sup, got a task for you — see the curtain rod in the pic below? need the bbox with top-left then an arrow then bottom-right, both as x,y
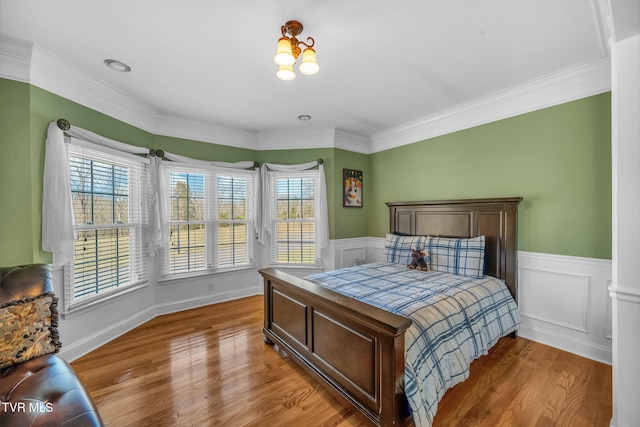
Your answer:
57,118 -> 71,130
147,150 -> 260,170
58,118 -> 309,169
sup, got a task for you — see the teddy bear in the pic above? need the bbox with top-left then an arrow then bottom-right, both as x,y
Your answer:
407,248 -> 429,271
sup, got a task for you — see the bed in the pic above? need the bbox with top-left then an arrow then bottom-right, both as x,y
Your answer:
259,197 -> 522,426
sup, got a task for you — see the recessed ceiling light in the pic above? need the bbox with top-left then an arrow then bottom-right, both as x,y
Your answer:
104,59 -> 131,72
298,114 -> 312,121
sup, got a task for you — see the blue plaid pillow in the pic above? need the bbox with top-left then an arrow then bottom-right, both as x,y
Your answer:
383,234 -> 428,266
425,235 -> 486,278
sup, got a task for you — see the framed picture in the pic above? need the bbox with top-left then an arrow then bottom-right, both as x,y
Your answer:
343,169 -> 363,207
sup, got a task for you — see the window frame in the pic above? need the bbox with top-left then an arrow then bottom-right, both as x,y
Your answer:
165,165 -> 210,275
64,139 -> 149,312
162,163 -> 257,278
213,170 -> 256,270
270,169 -> 321,267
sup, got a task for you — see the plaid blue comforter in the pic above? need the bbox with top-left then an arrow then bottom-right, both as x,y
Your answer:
305,262 -> 520,427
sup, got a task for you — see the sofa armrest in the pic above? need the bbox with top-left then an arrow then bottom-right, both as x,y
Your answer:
0,264 -> 52,303
0,354 -> 104,427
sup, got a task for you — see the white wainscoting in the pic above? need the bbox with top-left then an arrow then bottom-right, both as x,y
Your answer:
325,237 -> 374,270
366,238 -> 613,364
517,251 -> 612,364
53,238 -> 612,365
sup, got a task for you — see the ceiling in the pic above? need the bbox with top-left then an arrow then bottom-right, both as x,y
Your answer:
0,0 -> 610,148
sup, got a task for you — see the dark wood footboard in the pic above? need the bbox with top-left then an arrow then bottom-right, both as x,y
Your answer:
260,267 -> 412,426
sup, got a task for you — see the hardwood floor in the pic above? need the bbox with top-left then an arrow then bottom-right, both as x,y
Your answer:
71,295 -> 612,426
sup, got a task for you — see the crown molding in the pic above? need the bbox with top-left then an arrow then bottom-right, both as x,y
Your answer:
256,127 -> 336,151
29,43 -> 159,132
609,0 -> 640,42
2,34 -> 612,155
370,58 -> 612,153
334,129 -> 371,154
0,35 -> 32,83
153,113 -> 257,150
590,0 -> 613,56
0,34 -> 259,150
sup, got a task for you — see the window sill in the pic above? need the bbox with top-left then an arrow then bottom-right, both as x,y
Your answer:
159,264 -> 257,285
268,263 -> 323,270
266,264 -> 324,276
62,281 -> 149,319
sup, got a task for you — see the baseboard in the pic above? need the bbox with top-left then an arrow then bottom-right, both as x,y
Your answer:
61,285 -> 261,362
59,305 -> 156,362
518,324 -> 612,365
154,286 -> 262,317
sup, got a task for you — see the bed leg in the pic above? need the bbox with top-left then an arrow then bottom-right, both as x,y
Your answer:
264,335 -> 274,345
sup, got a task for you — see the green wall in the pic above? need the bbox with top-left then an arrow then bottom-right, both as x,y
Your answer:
0,80 -> 260,265
154,134 -> 257,163
0,79 -> 34,264
369,93 -> 612,259
257,147 -> 371,241
332,148 -> 371,239
0,79 -> 612,265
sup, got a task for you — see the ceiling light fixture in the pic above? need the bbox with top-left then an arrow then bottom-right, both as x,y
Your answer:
274,20 -> 319,81
104,59 -> 131,72
298,114 -> 312,121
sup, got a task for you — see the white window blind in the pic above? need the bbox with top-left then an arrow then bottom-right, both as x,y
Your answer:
165,166 -> 209,274
214,172 -> 255,268
271,171 -> 318,264
65,141 -> 148,307
163,165 -> 256,276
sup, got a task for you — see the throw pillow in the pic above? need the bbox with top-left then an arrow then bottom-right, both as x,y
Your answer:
0,292 -> 61,369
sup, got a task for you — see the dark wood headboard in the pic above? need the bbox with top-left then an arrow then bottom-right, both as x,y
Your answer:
386,197 -> 523,300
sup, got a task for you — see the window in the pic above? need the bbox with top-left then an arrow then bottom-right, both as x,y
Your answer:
271,171 -> 319,264
167,169 -> 208,273
215,174 -> 253,268
163,165 -> 256,276
65,141 -> 148,307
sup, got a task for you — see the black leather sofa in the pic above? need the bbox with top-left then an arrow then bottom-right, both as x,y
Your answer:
0,264 -> 104,426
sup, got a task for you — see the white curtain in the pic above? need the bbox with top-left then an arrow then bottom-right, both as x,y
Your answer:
43,122 -> 155,265
151,152 -> 257,253
160,151 -> 255,170
257,161 -> 329,253
147,155 -> 166,255
42,122 -> 76,266
42,120 -> 257,266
